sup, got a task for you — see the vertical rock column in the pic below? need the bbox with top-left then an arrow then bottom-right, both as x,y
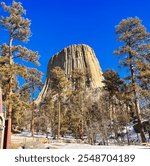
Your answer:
36,44 -> 104,103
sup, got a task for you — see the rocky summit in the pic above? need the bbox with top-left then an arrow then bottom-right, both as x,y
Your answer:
37,44 -> 103,102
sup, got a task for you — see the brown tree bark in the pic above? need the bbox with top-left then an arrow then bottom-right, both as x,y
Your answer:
31,82 -> 35,137
57,99 -> 61,141
6,36 -> 13,148
129,52 -> 147,143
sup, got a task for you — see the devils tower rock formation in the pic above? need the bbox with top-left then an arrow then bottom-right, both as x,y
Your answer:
37,44 -> 103,102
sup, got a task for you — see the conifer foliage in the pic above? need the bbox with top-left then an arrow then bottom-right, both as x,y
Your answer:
0,1 -> 41,147
1,2 -> 149,147
50,67 -> 71,140
114,17 -> 150,143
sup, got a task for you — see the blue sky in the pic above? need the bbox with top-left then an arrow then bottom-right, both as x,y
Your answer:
1,0 -> 150,82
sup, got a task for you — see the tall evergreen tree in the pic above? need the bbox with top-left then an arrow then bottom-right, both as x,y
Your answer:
0,1 -> 40,148
39,90 -> 56,137
23,68 -> 43,136
71,68 -> 86,140
102,69 -> 123,119
50,67 -> 71,140
114,17 -> 150,143
102,69 -> 124,136
103,69 -> 123,97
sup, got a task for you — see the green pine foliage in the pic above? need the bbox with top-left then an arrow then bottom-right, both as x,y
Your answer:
1,2 -> 149,145
114,17 -> 150,143
0,1 -> 42,136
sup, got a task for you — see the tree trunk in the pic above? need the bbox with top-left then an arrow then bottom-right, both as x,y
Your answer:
134,96 -> 147,143
6,104 -> 12,149
81,101 -> 84,141
136,133 -> 140,143
129,52 -> 147,143
109,97 -> 113,136
6,37 -> 13,148
31,102 -> 34,137
86,124 -> 91,144
126,125 -> 130,145
103,122 -> 108,145
31,82 -> 35,137
57,100 -> 61,141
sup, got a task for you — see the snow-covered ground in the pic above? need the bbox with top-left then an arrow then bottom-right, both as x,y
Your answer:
11,139 -> 150,149
11,134 -> 150,149
52,143 -> 150,149
11,126 -> 150,149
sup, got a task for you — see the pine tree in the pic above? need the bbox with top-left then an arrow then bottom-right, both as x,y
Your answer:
102,69 -> 124,140
102,69 -> 123,123
103,69 -> 123,96
39,90 -> 56,137
23,68 -> 43,136
114,17 -> 150,143
50,67 -> 71,140
71,68 -> 86,140
0,1 -> 40,147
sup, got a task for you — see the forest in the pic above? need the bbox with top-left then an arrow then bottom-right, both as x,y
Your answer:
0,1 -> 149,148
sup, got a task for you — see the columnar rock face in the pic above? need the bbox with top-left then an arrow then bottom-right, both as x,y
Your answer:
37,44 -> 103,102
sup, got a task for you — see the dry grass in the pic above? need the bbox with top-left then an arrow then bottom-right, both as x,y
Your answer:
9,143 -> 23,149
37,138 -> 50,144
10,136 -> 50,149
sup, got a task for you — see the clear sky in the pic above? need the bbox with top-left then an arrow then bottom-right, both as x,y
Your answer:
1,0 -> 150,82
